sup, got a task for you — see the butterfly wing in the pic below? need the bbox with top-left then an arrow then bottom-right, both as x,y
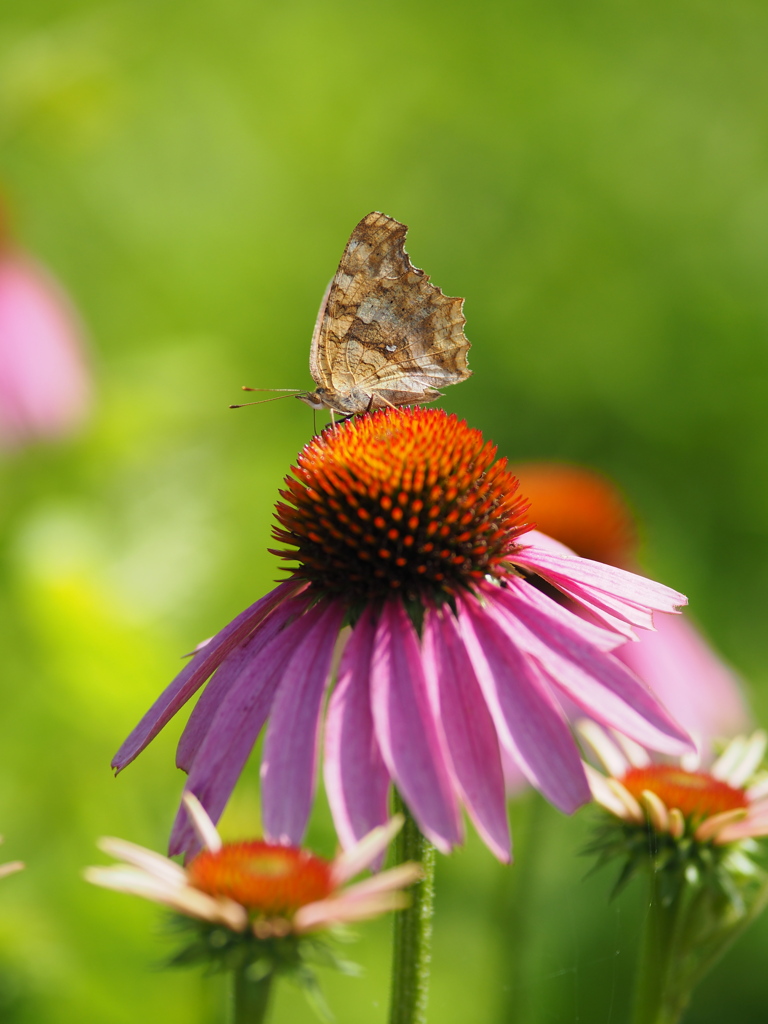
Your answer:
310,212 -> 471,406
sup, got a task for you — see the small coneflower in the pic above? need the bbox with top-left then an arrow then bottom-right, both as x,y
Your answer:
86,795 -> 418,1018
582,721 -> 768,849
581,721 -> 768,1023
113,409 -> 691,862
511,462 -> 750,752
85,794 -> 419,936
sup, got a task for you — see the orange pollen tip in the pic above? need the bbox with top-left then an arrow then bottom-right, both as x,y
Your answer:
272,408 -> 533,602
188,841 -> 334,916
620,764 -> 748,821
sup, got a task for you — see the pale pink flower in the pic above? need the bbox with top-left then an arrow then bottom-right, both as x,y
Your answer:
85,793 -> 420,935
0,251 -> 91,448
113,409 -> 690,862
581,720 -> 768,845
511,462 -> 750,752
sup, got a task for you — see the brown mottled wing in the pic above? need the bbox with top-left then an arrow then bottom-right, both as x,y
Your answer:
309,212 -> 471,403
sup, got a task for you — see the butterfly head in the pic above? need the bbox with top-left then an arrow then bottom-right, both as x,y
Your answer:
297,387 -> 375,416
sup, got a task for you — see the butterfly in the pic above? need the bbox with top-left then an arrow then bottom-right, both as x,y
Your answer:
297,212 -> 471,416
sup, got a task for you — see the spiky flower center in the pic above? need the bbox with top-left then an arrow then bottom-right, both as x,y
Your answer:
188,842 -> 333,915
621,765 -> 748,821
271,407 -> 531,602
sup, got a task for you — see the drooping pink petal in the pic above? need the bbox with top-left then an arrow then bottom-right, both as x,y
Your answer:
512,542 -> 686,630
169,599 -> 327,856
422,606 -> 510,862
261,600 -> 347,845
324,607 -> 391,852
370,600 -> 462,853
486,581 -> 692,755
498,577 -> 627,653
294,888 -> 412,931
617,612 -> 750,753
456,593 -> 590,814
112,580 -> 307,772
176,604 -> 298,773
716,819 -> 768,843
531,577 -> 655,638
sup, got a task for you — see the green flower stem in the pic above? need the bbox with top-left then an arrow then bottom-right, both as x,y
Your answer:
684,872 -> 768,995
631,861 -> 768,1024
232,965 -> 274,1024
388,791 -> 436,1024
493,792 -> 548,1024
631,867 -> 690,1024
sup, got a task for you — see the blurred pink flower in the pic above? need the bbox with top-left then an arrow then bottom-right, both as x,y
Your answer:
114,410 -> 690,862
0,251 -> 91,448
616,612 -> 747,755
512,462 -> 750,755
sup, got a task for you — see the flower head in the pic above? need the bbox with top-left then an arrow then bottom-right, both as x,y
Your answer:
511,462 -> 750,751
114,409 -> 691,862
272,409 -> 530,604
582,721 -> 768,847
85,794 -> 420,937
583,722 -> 768,1014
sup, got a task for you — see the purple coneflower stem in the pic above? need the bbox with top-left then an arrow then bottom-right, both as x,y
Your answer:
232,966 -> 273,1024
388,791 -> 436,1024
631,869 -> 691,1024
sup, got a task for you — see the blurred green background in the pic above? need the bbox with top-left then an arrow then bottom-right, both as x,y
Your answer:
2,0 -> 768,1020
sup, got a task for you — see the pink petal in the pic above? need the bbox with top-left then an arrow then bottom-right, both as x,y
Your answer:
499,578 -> 626,653
370,600 -> 462,853
176,604 -> 296,773
169,598 -> 325,856
422,606 -> 511,862
331,816 -> 406,886
112,580 -> 307,772
516,529 -> 575,556
617,613 -> 750,753
323,608 -> 391,851
487,581 -> 692,755
294,890 -> 410,931
512,543 -> 686,629
533,578 -> 655,638
261,600 -> 347,845
456,594 -> 590,814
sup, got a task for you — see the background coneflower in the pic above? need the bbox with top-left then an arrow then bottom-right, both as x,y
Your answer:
510,462 -> 750,753
582,722 -> 768,1024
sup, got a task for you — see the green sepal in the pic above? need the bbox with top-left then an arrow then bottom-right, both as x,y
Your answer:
163,916 -> 362,1021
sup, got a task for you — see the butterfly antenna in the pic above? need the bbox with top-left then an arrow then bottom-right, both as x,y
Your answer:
240,386 -> 303,393
230,393 -> 302,409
